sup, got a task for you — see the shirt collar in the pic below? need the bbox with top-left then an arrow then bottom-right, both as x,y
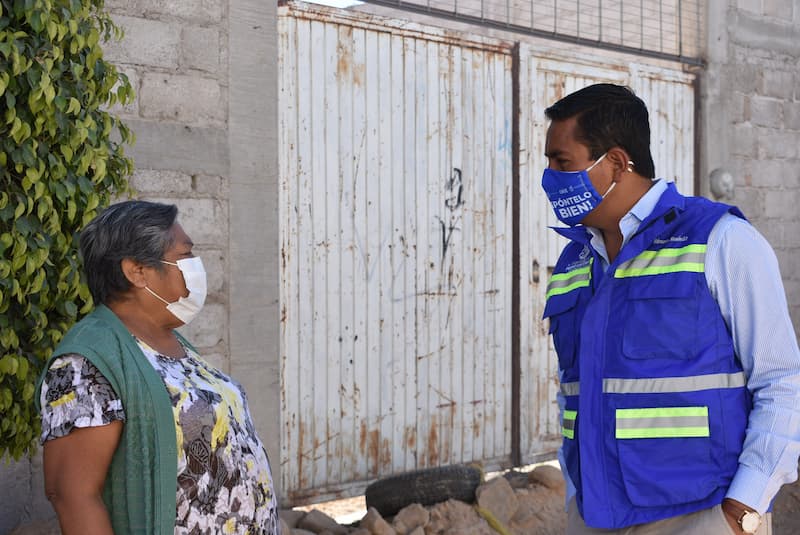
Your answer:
587,179 -> 669,266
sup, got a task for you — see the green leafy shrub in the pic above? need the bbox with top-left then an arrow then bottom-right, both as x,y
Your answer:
0,0 -> 133,460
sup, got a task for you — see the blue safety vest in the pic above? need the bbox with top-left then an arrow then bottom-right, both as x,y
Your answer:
543,183 -> 751,528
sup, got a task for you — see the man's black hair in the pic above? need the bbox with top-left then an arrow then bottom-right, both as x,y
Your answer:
79,200 -> 179,305
545,83 -> 656,178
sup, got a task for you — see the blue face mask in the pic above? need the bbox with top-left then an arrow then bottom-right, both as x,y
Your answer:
541,153 -> 615,226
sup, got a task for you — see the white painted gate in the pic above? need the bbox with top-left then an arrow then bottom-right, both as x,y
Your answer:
279,3 -> 514,502
279,1 -> 696,502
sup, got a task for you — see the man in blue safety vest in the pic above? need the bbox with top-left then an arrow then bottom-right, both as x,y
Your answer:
541,83 -> 800,534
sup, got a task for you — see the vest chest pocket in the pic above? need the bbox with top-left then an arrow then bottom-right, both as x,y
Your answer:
622,278 -> 699,360
544,290 -> 582,370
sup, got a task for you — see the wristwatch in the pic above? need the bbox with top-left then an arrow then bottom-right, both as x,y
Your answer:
723,499 -> 762,534
737,510 -> 761,534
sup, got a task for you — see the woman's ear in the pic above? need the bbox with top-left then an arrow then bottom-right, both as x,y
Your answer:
120,258 -> 148,288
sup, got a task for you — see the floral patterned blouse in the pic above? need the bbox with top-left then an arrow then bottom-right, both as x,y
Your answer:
40,341 -> 280,535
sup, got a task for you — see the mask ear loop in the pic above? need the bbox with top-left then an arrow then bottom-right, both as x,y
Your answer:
602,181 -> 617,198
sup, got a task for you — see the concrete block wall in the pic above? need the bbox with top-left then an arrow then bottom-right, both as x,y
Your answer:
702,0 -> 800,331
103,0 -> 231,368
0,0 -> 279,531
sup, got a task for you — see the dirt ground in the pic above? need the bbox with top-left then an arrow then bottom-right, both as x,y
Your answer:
295,464 -> 800,535
10,464 -> 800,533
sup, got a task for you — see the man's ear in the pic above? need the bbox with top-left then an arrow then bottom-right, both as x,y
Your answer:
120,258 -> 148,288
606,147 -> 632,179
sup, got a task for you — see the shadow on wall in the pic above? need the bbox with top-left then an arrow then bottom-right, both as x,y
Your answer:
0,453 -> 54,535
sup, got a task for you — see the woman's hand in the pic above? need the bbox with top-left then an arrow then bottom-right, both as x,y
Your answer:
43,421 -> 123,535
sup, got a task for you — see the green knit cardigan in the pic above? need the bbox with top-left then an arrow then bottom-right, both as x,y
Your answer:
35,305 -> 184,534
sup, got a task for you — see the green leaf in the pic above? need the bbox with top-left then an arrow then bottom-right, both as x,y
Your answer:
0,355 -> 18,373
0,0 -> 133,460
67,96 -> 80,115
0,234 -> 12,254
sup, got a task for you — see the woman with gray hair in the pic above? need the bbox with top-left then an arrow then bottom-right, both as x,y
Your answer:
35,200 -> 280,534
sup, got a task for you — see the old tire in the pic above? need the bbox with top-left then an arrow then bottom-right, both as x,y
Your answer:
364,464 -> 482,517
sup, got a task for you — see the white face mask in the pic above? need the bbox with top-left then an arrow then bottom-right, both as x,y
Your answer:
145,257 -> 207,325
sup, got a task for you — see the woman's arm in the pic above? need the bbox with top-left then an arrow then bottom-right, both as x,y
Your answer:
43,420 -> 123,535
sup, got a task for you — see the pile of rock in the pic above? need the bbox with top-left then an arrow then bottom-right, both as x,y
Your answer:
279,465 -> 567,535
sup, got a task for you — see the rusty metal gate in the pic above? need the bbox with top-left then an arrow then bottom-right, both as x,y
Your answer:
279,1 -> 696,503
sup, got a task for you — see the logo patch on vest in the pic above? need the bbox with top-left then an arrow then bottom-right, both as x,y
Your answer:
653,235 -> 688,245
564,246 -> 591,272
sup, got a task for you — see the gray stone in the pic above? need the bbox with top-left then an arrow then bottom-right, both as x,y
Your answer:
139,72 -> 224,126
104,15 -> 179,69
0,454 -> 55,534
510,485 -> 567,535
392,503 -> 429,533
125,119 -> 229,176
190,247 -> 226,296
130,169 -> 193,195
143,0 -> 223,24
280,510 -> 308,526
762,69 -> 795,100
360,507 -> 396,535
735,0 -> 761,15
181,26 -> 221,73
731,123 -> 755,158
143,197 -> 228,245
106,0 -> 222,23
426,499 -> 494,535
475,476 -> 518,526
8,517 -> 61,535
528,465 -> 566,494
749,95 -> 783,128
763,0 -> 794,20
176,302 -> 226,349
765,190 -> 800,221
757,128 -> 799,160
297,509 -> 348,535
785,101 -> 800,130
193,174 -> 228,198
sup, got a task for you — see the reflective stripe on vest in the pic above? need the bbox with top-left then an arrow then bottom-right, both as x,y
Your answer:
615,406 -> 710,439
604,372 -> 745,394
561,382 -> 580,396
546,261 -> 592,299
562,410 -> 577,439
614,244 -> 706,278
560,372 -> 746,397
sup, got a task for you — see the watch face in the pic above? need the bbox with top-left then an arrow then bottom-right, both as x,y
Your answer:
740,511 -> 761,533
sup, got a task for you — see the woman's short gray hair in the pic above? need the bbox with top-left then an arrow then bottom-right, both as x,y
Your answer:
79,200 -> 179,305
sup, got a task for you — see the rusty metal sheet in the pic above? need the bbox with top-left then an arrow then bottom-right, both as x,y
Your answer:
279,1 -> 514,503
517,44 -> 696,465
